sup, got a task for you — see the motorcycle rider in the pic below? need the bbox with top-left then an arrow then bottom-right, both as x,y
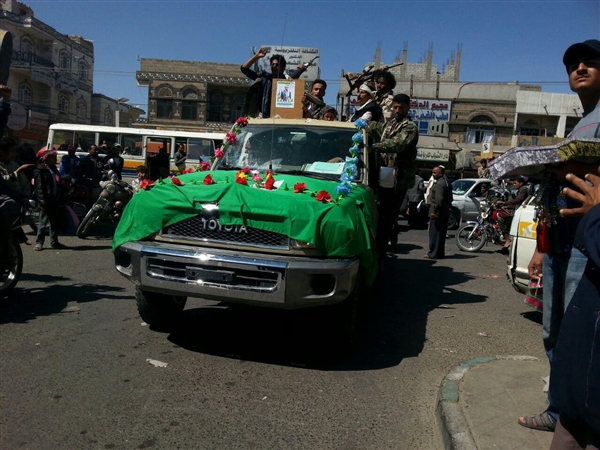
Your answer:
104,143 -> 124,180
495,177 -> 529,253
59,145 -> 81,178
80,144 -> 104,201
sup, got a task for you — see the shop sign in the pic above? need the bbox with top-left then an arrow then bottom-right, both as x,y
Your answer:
416,148 -> 450,162
56,73 -> 78,94
31,69 -> 55,87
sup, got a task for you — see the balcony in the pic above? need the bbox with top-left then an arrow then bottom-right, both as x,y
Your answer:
11,51 -> 55,69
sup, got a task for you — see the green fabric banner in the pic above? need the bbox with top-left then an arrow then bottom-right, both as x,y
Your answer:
113,170 -> 379,284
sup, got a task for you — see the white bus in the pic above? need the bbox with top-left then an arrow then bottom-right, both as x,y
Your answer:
47,123 -> 225,175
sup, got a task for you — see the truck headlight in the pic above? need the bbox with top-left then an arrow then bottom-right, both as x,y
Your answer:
290,239 -> 316,249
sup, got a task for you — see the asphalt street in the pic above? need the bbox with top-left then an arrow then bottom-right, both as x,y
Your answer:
0,222 -> 547,450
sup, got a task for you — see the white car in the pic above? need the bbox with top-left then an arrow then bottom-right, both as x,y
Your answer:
507,195 -> 538,294
450,178 -> 493,229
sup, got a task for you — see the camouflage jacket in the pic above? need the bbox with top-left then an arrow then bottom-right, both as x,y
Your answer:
374,117 -> 419,192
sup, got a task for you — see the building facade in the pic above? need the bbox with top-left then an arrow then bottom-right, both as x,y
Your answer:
136,58 -> 252,132
91,93 -> 145,128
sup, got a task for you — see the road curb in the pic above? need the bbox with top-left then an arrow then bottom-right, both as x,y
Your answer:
435,355 -> 539,450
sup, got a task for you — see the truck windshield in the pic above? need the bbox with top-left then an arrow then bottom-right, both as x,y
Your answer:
216,124 -> 359,180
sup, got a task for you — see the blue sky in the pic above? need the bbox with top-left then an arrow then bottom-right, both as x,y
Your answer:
24,0 -> 600,112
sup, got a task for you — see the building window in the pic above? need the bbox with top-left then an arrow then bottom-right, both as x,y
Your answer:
466,115 -> 495,143
208,92 -> 223,122
520,119 -> 545,136
181,101 -> 197,121
157,86 -> 173,98
104,108 -> 114,125
78,60 -> 89,80
58,94 -> 69,114
21,36 -> 34,59
182,88 -> 199,100
59,50 -> 71,71
76,98 -> 87,120
231,95 -> 245,121
157,100 -> 173,119
18,84 -> 32,106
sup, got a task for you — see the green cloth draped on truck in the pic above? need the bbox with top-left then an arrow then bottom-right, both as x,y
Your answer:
113,170 -> 378,284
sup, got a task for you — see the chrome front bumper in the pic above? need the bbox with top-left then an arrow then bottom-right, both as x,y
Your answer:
115,241 -> 359,309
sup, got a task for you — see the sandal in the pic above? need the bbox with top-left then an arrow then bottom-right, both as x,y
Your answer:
517,410 -> 556,432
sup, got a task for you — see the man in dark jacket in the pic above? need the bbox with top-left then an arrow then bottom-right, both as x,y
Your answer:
549,168 -> 600,448
241,48 -> 306,118
103,143 -> 124,180
425,166 -> 451,259
33,150 -> 66,251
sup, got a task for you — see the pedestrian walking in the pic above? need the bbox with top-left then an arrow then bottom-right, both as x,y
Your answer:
425,166 -> 451,259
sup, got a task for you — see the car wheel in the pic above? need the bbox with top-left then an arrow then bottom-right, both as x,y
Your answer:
447,208 -> 460,230
135,287 -> 187,331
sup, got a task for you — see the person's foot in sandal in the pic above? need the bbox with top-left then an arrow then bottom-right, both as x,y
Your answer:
517,410 -> 556,432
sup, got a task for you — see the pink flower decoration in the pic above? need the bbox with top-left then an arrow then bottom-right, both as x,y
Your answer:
235,117 -> 249,127
214,148 -> 225,159
182,168 -> 195,174
252,174 -> 262,183
225,133 -> 237,145
199,161 -> 211,171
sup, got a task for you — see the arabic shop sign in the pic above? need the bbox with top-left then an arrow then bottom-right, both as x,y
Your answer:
259,45 -> 320,81
416,148 -> 450,162
55,73 -> 79,94
409,99 -> 452,136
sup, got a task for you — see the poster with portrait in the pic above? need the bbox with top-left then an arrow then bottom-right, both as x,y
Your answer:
275,81 -> 295,108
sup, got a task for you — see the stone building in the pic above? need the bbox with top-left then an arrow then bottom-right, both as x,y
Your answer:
136,58 -> 252,131
337,45 -> 582,170
91,93 -> 145,128
1,0 -> 94,143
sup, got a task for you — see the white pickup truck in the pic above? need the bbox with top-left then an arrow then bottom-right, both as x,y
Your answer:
507,195 -> 538,293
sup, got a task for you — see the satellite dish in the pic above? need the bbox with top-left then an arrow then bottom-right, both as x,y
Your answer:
0,30 -> 13,85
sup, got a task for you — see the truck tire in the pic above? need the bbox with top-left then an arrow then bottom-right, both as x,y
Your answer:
0,239 -> 23,299
135,287 -> 187,330
328,271 -> 368,353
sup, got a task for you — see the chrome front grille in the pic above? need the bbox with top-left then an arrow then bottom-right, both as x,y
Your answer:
160,205 -> 290,249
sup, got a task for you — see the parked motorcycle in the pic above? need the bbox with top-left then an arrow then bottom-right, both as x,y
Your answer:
455,198 -> 506,252
1,202 -> 36,298
76,177 -> 133,239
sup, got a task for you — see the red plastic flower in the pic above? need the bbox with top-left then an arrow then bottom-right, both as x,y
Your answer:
225,133 -> 237,145
171,177 -> 184,186
140,179 -> 155,191
265,176 -> 276,190
316,190 -> 332,203
293,182 -> 307,193
182,168 -> 195,174
199,161 -> 211,171
242,166 -> 251,174
214,147 -> 225,159
203,174 -> 215,185
236,117 -> 249,127
235,171 -> 248,185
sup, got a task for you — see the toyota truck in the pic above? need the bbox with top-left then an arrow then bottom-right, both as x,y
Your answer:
113,118 -> 380,346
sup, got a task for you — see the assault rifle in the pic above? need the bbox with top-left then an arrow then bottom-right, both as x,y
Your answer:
344,62 -> 404,97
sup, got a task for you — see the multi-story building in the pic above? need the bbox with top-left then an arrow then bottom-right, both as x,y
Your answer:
2,0 -> 144,146
136,58 -> 253,132
337,45 -> 582,171
1,0 -> 94,143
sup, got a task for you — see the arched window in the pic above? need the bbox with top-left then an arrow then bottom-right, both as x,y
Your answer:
59,50 -> 70,71
58,94 -> 69,114
76,98 -> 87,120
520,119 -> 545,137
181,88 -> 198,121
18,84 -> 32,106
466,115 -> 495,144
182,88 -> 199,100
157,86 -> 173,98
78,60 -> 89,80
104,108 -> 114,125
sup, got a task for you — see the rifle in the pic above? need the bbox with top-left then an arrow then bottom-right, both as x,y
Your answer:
344,62 -> 404,97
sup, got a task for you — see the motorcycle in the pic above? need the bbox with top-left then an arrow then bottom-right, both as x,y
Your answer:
76,176 -> 133,239
1,201 -> 36,298
455,198 -> 506,252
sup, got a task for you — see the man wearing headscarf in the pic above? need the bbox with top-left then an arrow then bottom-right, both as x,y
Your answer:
349,83 -> 383,123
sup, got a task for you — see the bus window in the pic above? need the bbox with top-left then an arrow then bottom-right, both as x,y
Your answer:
98,133 -> 119,150
187,138 -> 215,162
74,131 -> 95,151
146,137 -> 173,156
51,131 -> 75,150
122,134 -> 143,157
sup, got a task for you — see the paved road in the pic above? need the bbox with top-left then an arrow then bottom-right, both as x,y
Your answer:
0,223 -> 546,450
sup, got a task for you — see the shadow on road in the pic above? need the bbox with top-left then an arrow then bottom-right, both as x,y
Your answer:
167,254 -> 488,371
1,282 -> 130,324
520,310 -> 543,325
